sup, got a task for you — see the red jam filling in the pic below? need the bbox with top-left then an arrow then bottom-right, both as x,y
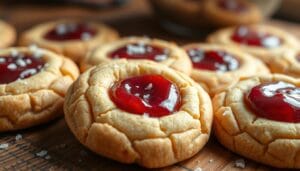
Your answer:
44,23 -> 97,41
245,81 -> 300,123
109,75 -> 181,117
187,49 -> 239,72
218,0 -> 247,12
108,43 -> 169,62
231,26 -> 282,48
0,52 -> 45,84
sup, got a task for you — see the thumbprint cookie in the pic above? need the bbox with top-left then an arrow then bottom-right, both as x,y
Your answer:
269,49 -> 300,78
204,0 -> 262,27
213,74 -> 300,168
207,25 -> 300,64
183,43 -> 269,96
80,37 -> 192,74
0,47 -> 79,131
0,20 -> 16,48
19,20 -> 119,62
64,60 -> 212,168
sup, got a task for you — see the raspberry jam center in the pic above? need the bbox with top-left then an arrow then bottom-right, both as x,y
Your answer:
187,49 -> 239,72
109,43 -> 169,62
231,26 -> 282,48
0,53 -> 45,84
245,81 -> 300,123
44,23 -> 97,41
218,0 -> 247,12
110,75 -> 181,117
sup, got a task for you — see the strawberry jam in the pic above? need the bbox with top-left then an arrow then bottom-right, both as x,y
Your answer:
231,26 -> 281,48
109,43 -> 169,62
0,52 -> 45,84
245,81 -> 300,123
44,23 -> 97,41
110,75 -> 181,117
187,49 -> 239,72
218,0 -> 247,12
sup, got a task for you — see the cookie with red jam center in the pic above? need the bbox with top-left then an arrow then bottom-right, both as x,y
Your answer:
0,47 -> 79,132
64,60 -> 212,168
19,20 -> 119,62
80,37 -> 192,74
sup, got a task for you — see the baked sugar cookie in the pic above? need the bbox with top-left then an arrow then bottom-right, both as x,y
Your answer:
183,43 -> 269,96
80,37 -> 192,74
204,0 -> 261,27
0,20 -> 16,48
19,20 -> 119,62
213,74 -> 300,168
269,49 -> 300,78
207,25 -> 300,64
64,60 -> 212,168
0,47 -> 79,131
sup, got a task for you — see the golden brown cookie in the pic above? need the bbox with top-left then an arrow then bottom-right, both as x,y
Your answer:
204,0 -> 262,27
269,49 -> 300,78
0,20 -> 16,48
207,25 -> 300,64
80,37 -> 192,74
183,43 -> 269,96
64,59 -> 212,168
213,74 -> 300,168
0,47 -> 79,131
19,20 -> 119,63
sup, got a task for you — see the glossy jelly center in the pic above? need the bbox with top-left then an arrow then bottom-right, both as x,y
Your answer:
44,23 -> 97,41
231,26 -> 281,48
245,81 -> 300,123
0,52 -> 45,84
110,75 -> 181,117
187,49 -> 239,72
109,43 -> 169,62
218,0 -> 247,12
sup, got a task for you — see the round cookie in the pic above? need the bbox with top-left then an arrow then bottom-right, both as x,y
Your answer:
207,25 -> 300,64
64,59 -> 212,168
19,20 -> 119,63
0,47 -> 79,131
204,0 -> 262,27
213,74 -> 300,168
183,43 -> 269,96
0,20 -> 16,48
80,37 -> 192,74
269,49 -> 300,78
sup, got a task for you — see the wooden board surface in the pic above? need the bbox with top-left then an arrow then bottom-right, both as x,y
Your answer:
0,0 -> 300,170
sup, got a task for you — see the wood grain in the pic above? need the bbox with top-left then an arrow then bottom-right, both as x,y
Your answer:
0,0 -> 299,170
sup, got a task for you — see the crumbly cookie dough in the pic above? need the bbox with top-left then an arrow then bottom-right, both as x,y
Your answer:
80,37 -> 192,75
19,20 -> 119,62
269,49 -> 300,78
213,74 -> 300,168
207,25 -> 300,64
0,47 -> 79,131
183,43 -> 269,96
64,60 -> 212,168
0,20 -> 16,48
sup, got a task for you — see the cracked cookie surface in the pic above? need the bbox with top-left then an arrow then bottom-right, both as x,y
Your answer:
183,43 -> 269,96
64,60 -> 212,168
0,47 -> 79,131
213,74 -> 300,168
80,37 -> 192,75
19,20 -> 119,63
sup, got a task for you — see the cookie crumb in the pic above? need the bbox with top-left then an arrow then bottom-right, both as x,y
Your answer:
11,49 -> 19,57
209,159 -> 214,163
234,158 -> 246,169
15,134 -> 23,141
143,113 -> 149,118
36,150 -> 48,157
0,57 -> 5,63
0,143 -> 9,149
194,167 -> 202,171
7,63 -> 17,70
154,54 -> 167,61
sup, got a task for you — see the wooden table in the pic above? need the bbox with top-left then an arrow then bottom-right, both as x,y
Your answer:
0,0 -> 300,170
